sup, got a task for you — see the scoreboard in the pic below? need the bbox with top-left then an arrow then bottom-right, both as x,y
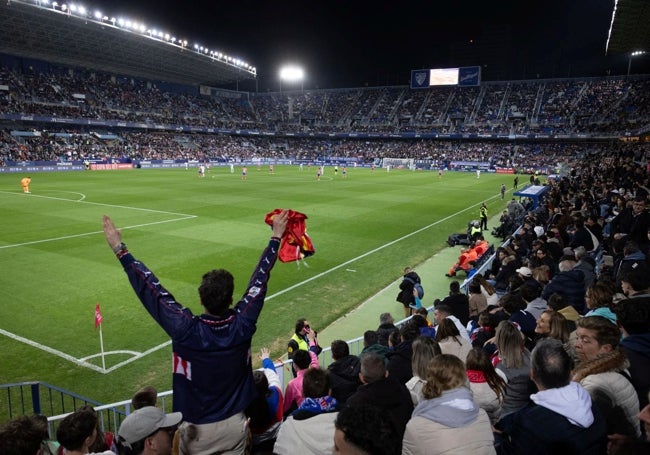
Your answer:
411,66 -> 481,88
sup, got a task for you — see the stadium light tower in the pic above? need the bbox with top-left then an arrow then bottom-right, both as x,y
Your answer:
279,65 -> 305,93
627,50 -> 646,76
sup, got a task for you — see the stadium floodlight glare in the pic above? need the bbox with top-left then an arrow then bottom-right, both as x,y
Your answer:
627,50 -> 647,76
279,65 -> 305,92
94,10 -> 102,19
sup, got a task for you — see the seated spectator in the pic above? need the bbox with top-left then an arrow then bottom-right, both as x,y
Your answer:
466,348 -> 506,425
117,406 -> 182,455
573,246 -> 596,290
541,254 -> 586,314
360,330 -> 389,359
474,274 -> 499,308
413,307 -> 434,328
614,297 -> 650,411
274,368 -> 339,455
520,283 -> 547,320
499,339 -> 607,454
498,293 -> 537,349
333,404 -> 401,455
327,340 -> 361,404
246,348 -> 283,451
492,321 -> 536,422
131,386 -> 157,410
386,322 -> 419,384
346,352 -> 413,442
57,406 -> 115,455
435,318 -> 472,363
402,354 -> 495,454
406,336 -> 442,405
376,312 -> 399,346
534,309 -> 570,347
446,247 -> 477,277
410,314 -> 436,338
433,303 -> 470,341
283,349 -> 319,416
547,293 -> 579,332
573,316 -> 641,438
437,281 -> 470,326
619,263 -> 650,298
583,282 -> 616,324
470,311 -> 497,350
468,280 -> 488,322
0,414 -> 56,455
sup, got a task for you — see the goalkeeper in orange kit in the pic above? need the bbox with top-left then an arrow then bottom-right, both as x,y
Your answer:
21,176 -> 31,193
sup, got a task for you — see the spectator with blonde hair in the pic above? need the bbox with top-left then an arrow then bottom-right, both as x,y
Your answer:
405,336 -> 441,405
534,309 -> 570,345
402,354 -> 495,454
493,321 -> 536,422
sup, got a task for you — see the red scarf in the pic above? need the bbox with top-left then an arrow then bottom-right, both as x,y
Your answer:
466,369 -> 487,383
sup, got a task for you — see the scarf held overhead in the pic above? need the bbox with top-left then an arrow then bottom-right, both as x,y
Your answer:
265,209 -> 315,263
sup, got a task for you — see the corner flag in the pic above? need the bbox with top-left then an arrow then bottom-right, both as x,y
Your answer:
94,303 -> 103,328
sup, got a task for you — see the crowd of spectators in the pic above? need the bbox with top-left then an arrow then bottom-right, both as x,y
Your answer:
2,62 -> 650,454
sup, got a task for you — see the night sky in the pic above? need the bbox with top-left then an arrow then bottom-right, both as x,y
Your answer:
100,0 -> 645,90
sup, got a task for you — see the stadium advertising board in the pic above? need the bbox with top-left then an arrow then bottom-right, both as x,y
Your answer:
411,66 -> 481,88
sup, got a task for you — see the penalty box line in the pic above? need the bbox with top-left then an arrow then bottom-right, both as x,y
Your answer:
0,191 -> 197,250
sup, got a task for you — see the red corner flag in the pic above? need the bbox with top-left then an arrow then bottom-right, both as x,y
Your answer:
94,303 -> 103,329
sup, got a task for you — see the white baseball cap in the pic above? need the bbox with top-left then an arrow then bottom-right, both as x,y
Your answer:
118,406 -> 182,445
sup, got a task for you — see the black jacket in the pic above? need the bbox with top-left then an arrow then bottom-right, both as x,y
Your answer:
327,355 -> 361,404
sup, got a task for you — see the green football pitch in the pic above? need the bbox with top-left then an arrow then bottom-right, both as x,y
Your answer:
0,165 -> 510,407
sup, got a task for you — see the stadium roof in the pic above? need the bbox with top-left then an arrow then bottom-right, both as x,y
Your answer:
606,0 -> 650,55
0,1 -> 256,87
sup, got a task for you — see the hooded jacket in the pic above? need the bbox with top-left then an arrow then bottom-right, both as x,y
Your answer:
500,382 -> 607,454
402,387 -> 495,454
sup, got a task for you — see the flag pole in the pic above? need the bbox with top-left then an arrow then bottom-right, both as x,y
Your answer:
98,323 -> 106,370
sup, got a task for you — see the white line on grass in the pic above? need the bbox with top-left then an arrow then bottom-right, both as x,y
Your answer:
0,191 -> 197,250
264,192 -> 504,301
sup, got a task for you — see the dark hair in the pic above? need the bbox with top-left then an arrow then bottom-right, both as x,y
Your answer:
449,281 -> 461,293
334,405 -> 401,455
520,283 -> 541,302
466,348 -> 506,400
434,303 -> 452,316
434,318 -> 461,344
131,386 -> 157,410
294,318 -> 308,334
292,349 -> 312,370
245,370 -> 273,431
0,415 -> 46,455
388,331 -> 401,348
410,314 -> 428,328
303,368 -> 330,398
330,340 -> 350,360
56,406 -> 98,451
531,338 -> 573,389
359,352 -> 386,383
198,269 -> 234,316
614,297 -> 650,334
547,293 -> 568,311
364,330 -> 378,346
399,322 -> 420,342
500,293 -> 525,314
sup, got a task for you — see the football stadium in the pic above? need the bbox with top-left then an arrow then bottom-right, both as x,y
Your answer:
1,0 -> 649,453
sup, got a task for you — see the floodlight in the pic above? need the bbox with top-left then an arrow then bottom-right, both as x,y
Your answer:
279,65 -> 304,82
78,6 -> 86,15
94,10 -> 102,19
